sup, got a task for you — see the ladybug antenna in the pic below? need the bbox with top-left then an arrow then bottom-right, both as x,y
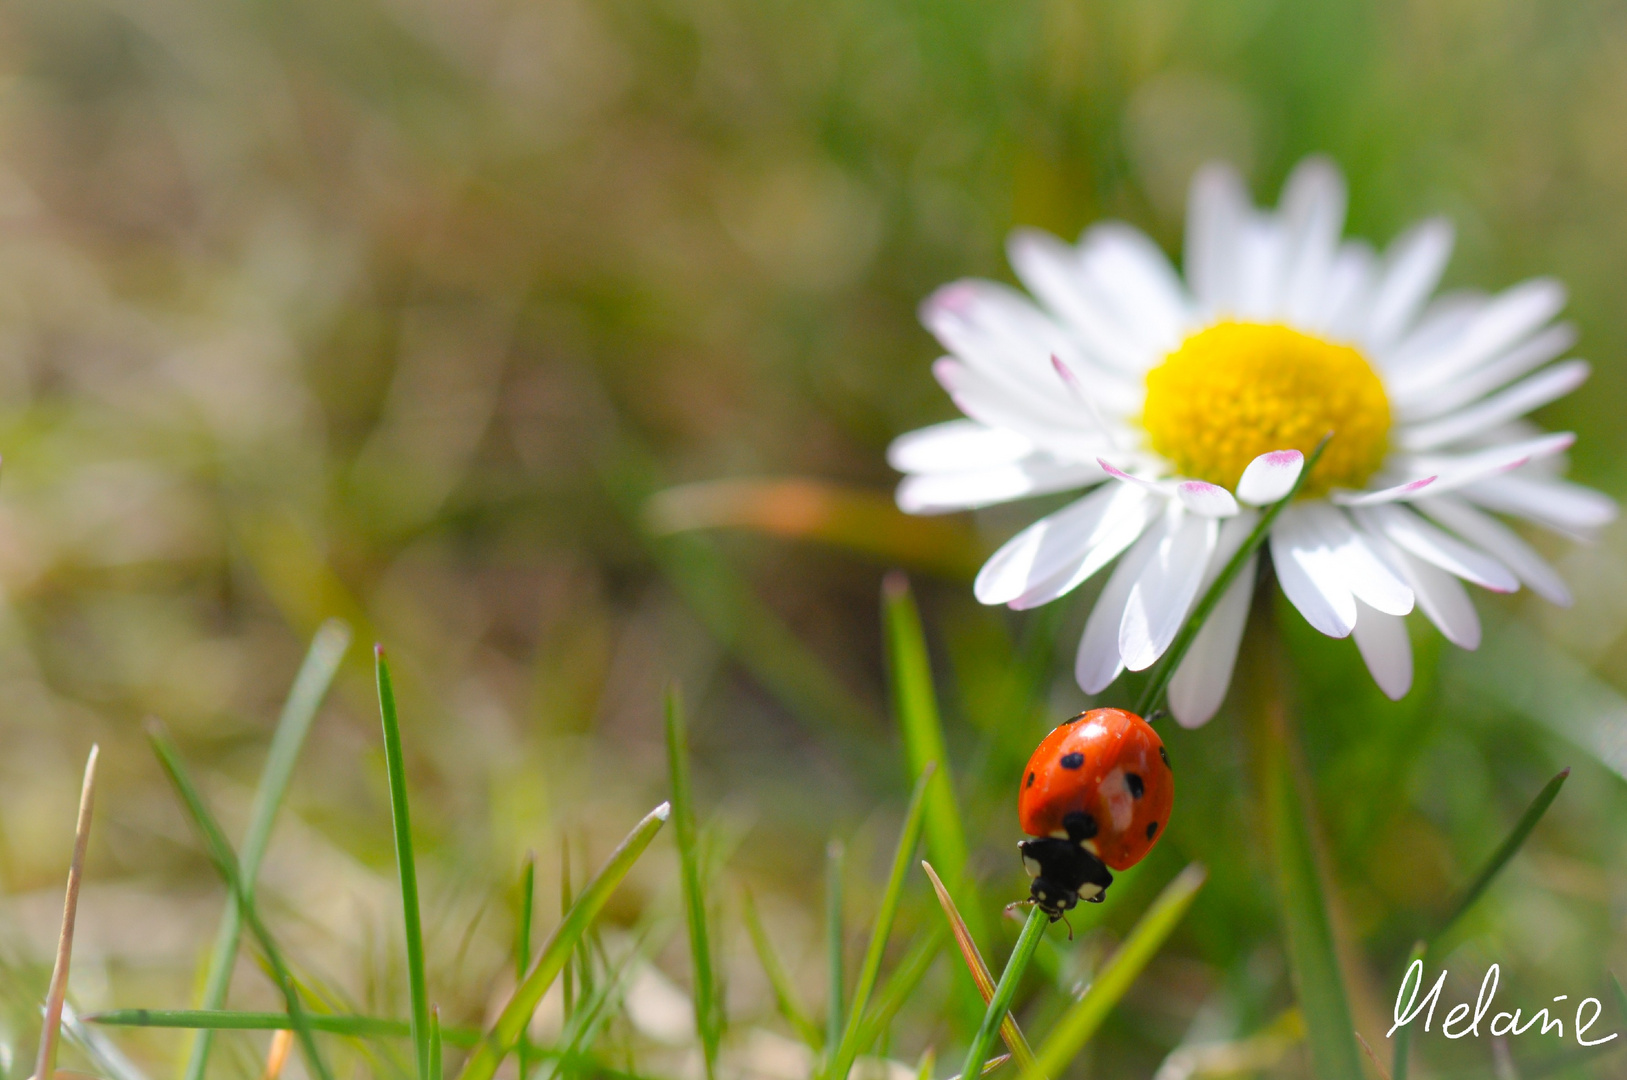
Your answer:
1061,910 -> 1074,941
1147,708 -> 1169,725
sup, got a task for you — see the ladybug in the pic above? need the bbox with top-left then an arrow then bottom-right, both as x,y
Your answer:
1016,708 -> 1173,920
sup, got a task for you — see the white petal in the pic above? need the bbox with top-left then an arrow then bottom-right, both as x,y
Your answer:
896,458 -> 1105,514
1395,323 -> 1576,421
1236,449 -> 1304,505
1009,497 -> 1159,610
1395,361 -> 1590,451
1270,506 -> 1357,637
1119,511 -> 1219,671
1005,231 -> 1150,375
1351,504 -> 1519,592
1167,513 -> 1260,727
1351,601 -> 1413,700
1168,552 -> 1257,729
1315,241 -> 1378,337
1400,431 -> 1577,496
1376,537 -> 1481,648
1077,223 -> 1190,354
974,482 -> 1153,605
932,358 -> 1131,459
1364,218 -> 1454,349
1075,513 -> 1172,693
1460,473 -> 1618,536
1279,157 -> 1348,325
1329,476 -> 1438,507
1387,278 -> 1567,398
1303,503 -> 1415,616
922,280 -> 1144,410
1184,162 -> 1249,315
1416,496 -> 1571,605
1176,480 -> 1240,517
887,420 -> 1034,474
1235,215 -> 1288,320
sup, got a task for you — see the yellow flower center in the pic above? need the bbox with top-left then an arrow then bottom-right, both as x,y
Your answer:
1141,321 -> 1391,496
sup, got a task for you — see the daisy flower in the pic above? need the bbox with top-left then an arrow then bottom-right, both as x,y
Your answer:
888,157 -> 1615,727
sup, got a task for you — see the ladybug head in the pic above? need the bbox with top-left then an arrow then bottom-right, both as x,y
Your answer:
1018,836 -> 1113,923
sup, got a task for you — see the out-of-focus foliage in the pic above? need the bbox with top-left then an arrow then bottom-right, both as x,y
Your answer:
0,0 -> 1624,1077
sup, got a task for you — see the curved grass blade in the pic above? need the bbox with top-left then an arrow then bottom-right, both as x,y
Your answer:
146,723 -> 334,1080
741,889 -> 821,1050
827,767 -> 934,1080
35,746 -> 98,1080
922,862 -> 1037,1074
960,907 -> 1048,1080
665,686 -> 721,1080
91,1009 -> 479,1048
1134,435 -> 1330,717
188,620 -> 350,1080
850,926 -> 946,1058
458,802 -> 670,1080
1394,769 -> 1572,1080
944,1054 -> 1010,1080
826,839 -> 846,1055
518,853 -> 536,1079
884,574 -> 982,943
429,1008 -> 442,1080
1026,863 -> 1207,1080
376,647 -> 432,1080
1435,768 -> 1570,950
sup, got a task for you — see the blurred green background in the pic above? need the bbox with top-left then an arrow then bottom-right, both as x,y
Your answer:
0,0 -> 1625,1077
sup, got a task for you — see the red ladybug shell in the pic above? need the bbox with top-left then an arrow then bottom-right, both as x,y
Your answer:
1017,708 -> 1173,871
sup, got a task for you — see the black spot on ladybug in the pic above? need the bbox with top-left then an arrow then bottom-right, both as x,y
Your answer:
1126,772 -> 1145,799
1060,752 -> 1085,770
1063,811 -> 1097,841
1159,746 -> 1170,770
1146,821 -> 1158,840
1025,771 -> 1035,789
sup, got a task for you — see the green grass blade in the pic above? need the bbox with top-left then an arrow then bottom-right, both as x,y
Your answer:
850,926 -> 946,1058
961,907 -> 1048,1080
827,767 -> 934,1080
921,862 -> 1038,1073
883,573 -> 983,943
185,619 -> 349,1080
1614,973 -> 1627,1026
825,839 -> 845,1055
93,1010 -> 477,1049
376,647 -> 432,1080
1027,863 -> 1207,1080
665,685 -> 722,1080
1266,723 -> 1365,1080
145,723 -> 334,1080
1433,768 -> 1570,948
1134,435 -> 1329,717
517,853 -> 536,1080
458,802 -> 670,1080
741,888 -> 822,1049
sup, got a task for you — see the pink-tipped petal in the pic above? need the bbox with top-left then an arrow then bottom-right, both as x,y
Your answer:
1097,458 -> 1172,497
1330,476 -> 1438,507
1236,450 -> 1304,506
1176,480 -> 1240,518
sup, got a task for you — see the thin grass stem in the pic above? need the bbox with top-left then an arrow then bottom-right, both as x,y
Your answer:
921,862 -> 1037,1072
35,745 -> 98,1080
665,686 -> 721,1080
376,647 -> 432,1080
188,620 -> 349,1080
146,723 -> 334,1080
741,889 -> 821,1050
827,767 -> 934,1080
1134,434 -> 1331,718
960,907 -> 1048,1080
825,840 -> 845,1056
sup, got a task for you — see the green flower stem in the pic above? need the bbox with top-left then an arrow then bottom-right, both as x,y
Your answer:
1134,434 -> 1330,719
960,907 -> 1048,1080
